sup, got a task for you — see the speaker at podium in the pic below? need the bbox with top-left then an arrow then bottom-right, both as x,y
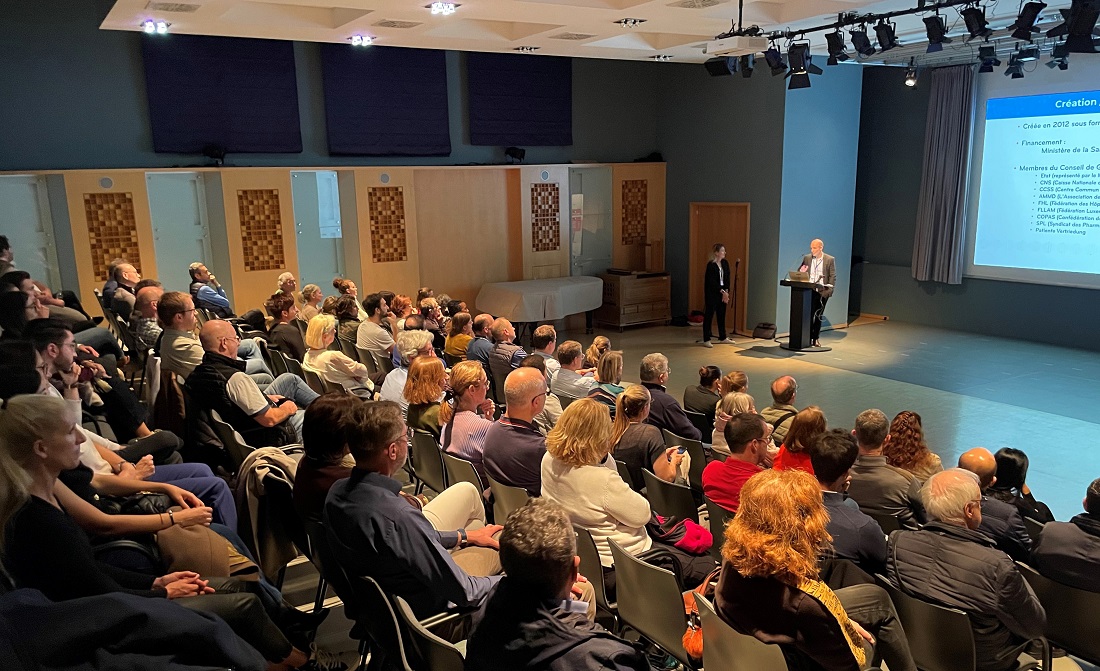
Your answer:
780,272 -> 831,352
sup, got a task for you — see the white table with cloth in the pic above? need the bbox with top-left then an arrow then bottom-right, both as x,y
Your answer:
475,276 -> 604,337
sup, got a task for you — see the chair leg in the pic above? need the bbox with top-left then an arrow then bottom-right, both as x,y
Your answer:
356,638 -> 370,671
275,566 -> 286,591
313,576 -> 328,614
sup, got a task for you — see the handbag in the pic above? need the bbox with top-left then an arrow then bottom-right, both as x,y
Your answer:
682,566 -> 722,664
646,514 -> 713,556
95,492 -> 174,516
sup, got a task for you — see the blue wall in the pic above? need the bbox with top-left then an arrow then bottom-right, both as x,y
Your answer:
775,65 -> 863,334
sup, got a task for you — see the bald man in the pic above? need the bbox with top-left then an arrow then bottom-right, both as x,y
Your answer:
887,469 -> 1045,671
760,375 -> 799,446
186,320 -> 318,445
483,367 -> 548,496
799,239 -> 836,348
130,285 -> 164,352
958,448 -> 1033,562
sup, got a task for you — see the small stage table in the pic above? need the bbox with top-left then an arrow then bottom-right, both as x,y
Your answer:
476,276 -> 604,341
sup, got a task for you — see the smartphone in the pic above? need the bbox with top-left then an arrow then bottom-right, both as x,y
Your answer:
667,445 -> 687,462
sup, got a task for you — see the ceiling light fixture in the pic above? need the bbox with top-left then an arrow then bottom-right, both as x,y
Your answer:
1047,41 -> 1070,68
651,54 -> 672,61
825,29 -> 849,64
904,58 -> 919,86
977,44 -> 1001,72
349,34 -> 372,46
1046,0 -> 1100,53
739,53 -> 754,78
1011,2 -> 1048,40
874,18 -> 899,51
704,56 -> 736,76
429,2 -> 456,16
1004,54 -> 1024,78
962,5 -> 993,41
786,41 -> 822,90
923,14 -> 952,52
849,27 -> 877,57
763,44 -> 788,76
515,46 -> 540,52
615,18 -> 646,28
142,19 -> 169,34
1016,43 -> 1041,61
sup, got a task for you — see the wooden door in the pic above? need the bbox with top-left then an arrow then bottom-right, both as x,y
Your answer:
689,203 -> 750,336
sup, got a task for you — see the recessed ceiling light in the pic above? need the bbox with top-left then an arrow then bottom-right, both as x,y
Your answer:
615,18 -> 646,28
350,34 -> 373,46
428,2 -> 457,15
651,54 -> 672,61
514,46 -> 540,52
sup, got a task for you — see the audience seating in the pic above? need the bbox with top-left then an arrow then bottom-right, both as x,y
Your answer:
349,575 -> 416,671
208,409 -> 256,471
336,337 -> 358,362
300,366 -> 327,395
261,473 -> 323,602
661,429 -> 707,491
703,494 -> 733,562
694,594 -> 787,670
353,345 -> 379,378
558,394 -> 580,409
442,352 -> 463,368
865,510 -> 903,535
295,319 -> 307,338
643,469 -> 699,524
411,430 -> 447,495
684,410 -> 712,442
609,539 -> 696,669
392,595 -> 466,671
1018,562 -> 1100,665
615,459 -> 633,486
486,474 -> 530,523
1022,517 -> 1045,544
441,451 -> 485,495
574,526 -> 618,632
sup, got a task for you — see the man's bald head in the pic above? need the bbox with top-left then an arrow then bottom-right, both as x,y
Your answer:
958,447 -> 997,490
505,367 -> 546,406
199,319 -> 236,352
770,375 -> 797,405
134,286 -> 163,319
922,468 -> 982,528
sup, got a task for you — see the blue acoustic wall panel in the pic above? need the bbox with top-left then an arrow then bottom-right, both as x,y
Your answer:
141,34 -> 302,154
321,45 -> 451,156
466,53 -> 572,146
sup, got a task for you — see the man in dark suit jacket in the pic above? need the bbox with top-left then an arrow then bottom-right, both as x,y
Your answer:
799,239 -> 836,347
702,243 -> 732,347
1032,478 -> 1100,592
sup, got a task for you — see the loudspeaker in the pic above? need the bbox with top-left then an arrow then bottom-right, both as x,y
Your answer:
704,57 -> 733,77
752,322 -> 776,339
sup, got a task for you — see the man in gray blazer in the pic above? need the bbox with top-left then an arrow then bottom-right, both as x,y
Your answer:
799,239 -> 836,347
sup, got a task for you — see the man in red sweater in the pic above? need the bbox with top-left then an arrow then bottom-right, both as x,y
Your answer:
702,413 -> 770,513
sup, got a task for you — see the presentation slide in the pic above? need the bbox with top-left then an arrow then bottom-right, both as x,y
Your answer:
973,90 -> 1100,276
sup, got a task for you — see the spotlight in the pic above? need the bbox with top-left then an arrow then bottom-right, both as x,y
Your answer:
739,54 -> 754,78
786,42 -> 822,90
1011,2 -> 1048,40
923,14 -> 952,52
156,21 -> 168,34
978,45 -> 1001,72
1046,0 -> 1100,53
1047,41 -> 1070,68
704,57 -> 736,77
764,45 -> 788,76
825,30 -> 849,64
141,19 -> 169,34
1004,54 -> 1024,78
962,5 -> 993,41
349,34 -> 372,46
905,59 -> 919,87
849,27 -> 877,57
874,19 -> 899,51
1016,43 -> 1041,61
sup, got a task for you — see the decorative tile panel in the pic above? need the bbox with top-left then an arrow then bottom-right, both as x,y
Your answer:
531,183 -> 560,253
368,186 -> 408,263
83,192 -> 142,281
237,189 -> 286,272
621,179 -> 648,245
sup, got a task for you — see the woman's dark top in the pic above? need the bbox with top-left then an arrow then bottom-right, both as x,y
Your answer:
612,423 -> 667,492
682,384 -> 720,424
57,464 -> 98,505
3,496 -> 166,601
987,488 -> 1055,524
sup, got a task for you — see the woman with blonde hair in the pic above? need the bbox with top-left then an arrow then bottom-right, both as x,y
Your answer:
439,360 -> 495,481
444,311 -> 474,360
718,370 -> 749,397
298,283 -> 324,322
609,384 -> 683,491
404,356 -> 447,440
883,410 -> 942,483
711,392 -> 777,464
583,336 -> 611,369
303,314 -> 374,398
586,350 -> 625,412
773,406 -> 827,475
716,468 -> 915,671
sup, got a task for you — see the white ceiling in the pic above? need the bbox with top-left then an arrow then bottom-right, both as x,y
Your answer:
101,0 -> 1076,64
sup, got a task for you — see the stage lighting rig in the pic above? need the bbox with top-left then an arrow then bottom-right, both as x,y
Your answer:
1045,0 -> 1100,53
874,18 -> 900,51
825,29 -> 850,64
923,14 -> 952,52
1011,2 -> 1048,40
977,44 -> 1001,72
786,41 -> 822,90
962,4 -> 993,41
849,26 -> 877,56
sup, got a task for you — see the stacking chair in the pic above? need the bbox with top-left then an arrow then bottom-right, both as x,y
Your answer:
574,525 -> 618,631
442,352 -> 463,368
609,539 -> 696,669
486,475 -> 531,523
208,409 -> 256,471
703,495 -> 734,561
558,394 -> 580,409
643,469 -> 700,523
282,351 -> 306,379
411,430 -> 447,495
300,365 -> 327,395
661,429 -> 707,491
260,474 -> 324,605
355,345 -> 380,378
392,595 -> 466,671
694,594 -> 787,670
1018,562 -> 1100,665
864,510 -> 903,534
441,451 -> 485,494
337,337 -> 359,361
684,410 -> 713,442
295,319 -> 308,339
615,459 -> 634,486
348,576 -> 415,671
1022,517 -> 1045,544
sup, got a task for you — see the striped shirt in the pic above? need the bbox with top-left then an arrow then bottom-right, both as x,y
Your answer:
441,410 -> 493,481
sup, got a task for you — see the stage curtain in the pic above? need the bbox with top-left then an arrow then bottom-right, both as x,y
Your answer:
320,45 -> 451,156
466,53 -> 572,146
912,65 -> 973,284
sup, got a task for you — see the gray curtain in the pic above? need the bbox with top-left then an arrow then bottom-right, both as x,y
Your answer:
912,65 -> 974,284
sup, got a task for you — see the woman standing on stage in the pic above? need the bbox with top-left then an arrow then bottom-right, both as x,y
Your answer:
702,243 -> 733,348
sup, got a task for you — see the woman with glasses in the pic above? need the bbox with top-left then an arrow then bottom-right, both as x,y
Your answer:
439,360 -> 495,484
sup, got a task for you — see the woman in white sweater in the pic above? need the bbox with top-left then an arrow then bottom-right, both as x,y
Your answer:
302,314 -> 374,398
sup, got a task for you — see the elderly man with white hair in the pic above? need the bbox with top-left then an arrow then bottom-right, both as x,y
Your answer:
886,468 -> 1046,671
380,329 -> 436,417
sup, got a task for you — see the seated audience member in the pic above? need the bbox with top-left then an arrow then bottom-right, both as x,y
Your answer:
550,340 -> 597,402
440,360 -> 495,482
416,286 -> 434,305
130,285 -> 163,352
484,367 -> 548,496
0,394 -> 316,670
320,295 -> 338,316
887,469 -> 1045,671
2,270 -> 88,329
958,448 -> 1033,562
389,294 -> 413,329
465,313 -> 494,366
717,469 -> 916,671
0,281 -> 122,359
108,262 -> 140,322
294,394 -> 357,522
324,401 -> 503,623
157,291 -> 271,383
0,235 -> 11,275
298,283 -> 323,323
773,406 -> 826,475
332,277 -> 367,321
810,429 -> 888,575
265,293 -> 306,361
719,370 -> 749,397
586,350 -> 625,413
380,329 -> 435,417
518,355 -> 563,432
583,336 -> 611,369
540,398 -> 716,593
187,262 -> 232,318
683,365 -> 722,424
639,352 -> 701,441
355,292 -> 394,366
847,409 -> 926,530
420,297 -> 446,350
187,320 -> 318,445
712,392 -> 773,462
702,413 -> 769,513
331,294 -> 361,345
988,447 -> 1054,523
487,318 -> 526,394
275,272 -> 299,302
1032,477 -> 1100,592
884,410 -> 943,483
530,324 -> 560,381
760,375 -> 799,446
404,356 -> 447,439
466,499 -> 648,671
101,258 -> 123,304
610,384 -> 683,492
444,311 -> 473,360
303,315 -> 373,398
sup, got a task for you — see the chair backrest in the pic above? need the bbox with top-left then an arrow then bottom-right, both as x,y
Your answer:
283,352 -> 306,379
300,365 -> 327,395
558,394 -> 579,409
615,459 -> 633,486
684,410 -> 712,442
661,429 -> 706,491
609,539 -> 695,669
208,409 -> 255,470
355,345 -> 380,377
1022,517 -> 1045,544
643,469 -> 699,523
864,509 -> 902,535
372,348 -> 395,375
878,578 -> 976,671
442,352 -> 463,368
441,451 -> 485,493
304,518 -> 356,612
392,595 -> 466,671
487,474 -> 531,523
337,337 -> 359,361
695,594 -> 787,670
295,319 -> 308,338
260,472 -> 310,559
142,352 -> 161,408
1018,562 -> 1100,664
349,576 -> 413,671
703,495 -> 734,562
411,430 -> 447,494
574,525 -> 616,615
262,340 -> 288,377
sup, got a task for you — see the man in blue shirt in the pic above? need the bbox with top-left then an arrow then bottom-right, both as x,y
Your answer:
465,313 -> 495,366
188,262 -> 234,318
324,401 -> 503,625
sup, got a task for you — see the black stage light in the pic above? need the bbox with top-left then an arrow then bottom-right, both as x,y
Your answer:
786,42 -> 822,90
962,5 -> 993,41
978,44 -> 1001,72
704,56 -> 735,76
1048,41 -> 1071,68
923,14 -> 952,52
850,27 -> 877,56
905,59 -> 919,86
764,45 -> 788,75
1004,54 -> 1024,78
1046,0 -> 1100,53
739,54 -> 754,78
825,30 -> 849,64
1017,43 -> 1041,61
874,19 -> 900,51
1011,2 -> 1047,40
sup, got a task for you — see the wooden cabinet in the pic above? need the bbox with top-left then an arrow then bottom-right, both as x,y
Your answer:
595,271 -> 671,329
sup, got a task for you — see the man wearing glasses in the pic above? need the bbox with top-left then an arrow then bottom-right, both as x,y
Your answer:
701,413 -> 770,514
157,292 -> 271,385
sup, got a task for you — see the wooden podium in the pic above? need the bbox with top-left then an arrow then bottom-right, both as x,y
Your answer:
779,279 -> 831,352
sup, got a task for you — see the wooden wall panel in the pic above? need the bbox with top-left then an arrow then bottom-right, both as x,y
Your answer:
611,163 -> 666,271
351,168 -> 421,299
519,165 -> 569,280
63,171 -> 157,314
219,169 -> 298,315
